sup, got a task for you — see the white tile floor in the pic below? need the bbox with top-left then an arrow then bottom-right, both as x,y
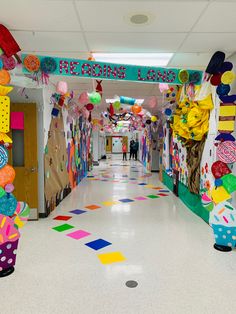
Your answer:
2,155 -> 236,314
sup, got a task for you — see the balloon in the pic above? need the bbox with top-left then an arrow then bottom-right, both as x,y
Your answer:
86,103 -> 94,111
151,116 -> 157,122
113,101 -> 121,110
148,96 -> 157,108
56,81 -> 68,95
78,92 -> 89,105
131,104 -> 142,114
0,165 -> 15,187
159,83 -> 169,93
88,91 -> 101,105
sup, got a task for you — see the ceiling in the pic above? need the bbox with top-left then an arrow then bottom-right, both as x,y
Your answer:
1,0 -> 236,113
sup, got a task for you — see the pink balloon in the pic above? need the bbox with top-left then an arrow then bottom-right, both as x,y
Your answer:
159,83 -> 169,93
148,96 -> 157,108
78,92 -> 89,104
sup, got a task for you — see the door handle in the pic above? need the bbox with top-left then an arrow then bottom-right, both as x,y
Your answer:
29,167 -> 37,173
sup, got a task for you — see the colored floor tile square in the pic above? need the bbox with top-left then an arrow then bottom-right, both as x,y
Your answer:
152,187 -> 162,190
147,195 -> 160,199
159,190 -> 170,193
122,175 -> 128,177
70,209 -> 87,215
157,193 -> 169,197
129,178 -> 136,180
85,239 -> 112,251
85,205 -> 101,210
66,230 -> 91,240
101,179 -> 108,182
134,196 -> 147,201
144,185 -> 155,188
97,252 -> 126,264
101,201 -> 119,206
52,224 -> 74,232
119,198 -> 134,203
87,175 -> 94,178
138,183 -> 147,186
53,215 -> 72,221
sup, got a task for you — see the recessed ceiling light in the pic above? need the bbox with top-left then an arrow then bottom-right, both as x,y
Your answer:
92,53 -> 173,67
130,14 -> 149,25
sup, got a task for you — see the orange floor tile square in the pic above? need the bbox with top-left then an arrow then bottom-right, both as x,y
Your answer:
85,205 -> 101,210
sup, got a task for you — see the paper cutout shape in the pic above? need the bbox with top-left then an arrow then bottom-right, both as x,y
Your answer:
0,145 -> 8,169
51,108 -> 59,117
0,240 -> 19,270
66,230 -> 91,240
157,193 -> 169,197
101,201 -> 119,206
138,183 -> 147,186
0,193 -> 17,216
52,224 -> 74,232
219,105 -> 236,117
147,195 -> 159,199
10,112 -> 24,130
216,141 -> 236,163
85,205 -> 101,210
12,202 -> 30,229
218,120 -> 235,132
0,214 -> 20,243
118,199 -> 134,203
85,239 -> 112,251
211,186 -> 231,204
53,215 -> 72,221
97,252 -> 126,264
134,196 -> 147,201
0,96 -> 10,133
69,209 -> 86,215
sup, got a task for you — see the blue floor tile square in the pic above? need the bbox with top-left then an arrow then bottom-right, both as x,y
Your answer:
138,183 -> 147,186
85,239 -> 112,251
119,198 -> 134,203
70,209 -> 87,215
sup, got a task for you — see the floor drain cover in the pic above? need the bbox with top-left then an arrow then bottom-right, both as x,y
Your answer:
126,280 -> 138,288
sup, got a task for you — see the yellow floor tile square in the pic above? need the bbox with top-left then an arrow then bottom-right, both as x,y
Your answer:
101,201 -> 119,206
144,184 -> 155,188
97,252 -> 126,264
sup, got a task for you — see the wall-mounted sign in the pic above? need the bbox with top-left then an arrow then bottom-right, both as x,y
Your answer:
22,54 -> 203,85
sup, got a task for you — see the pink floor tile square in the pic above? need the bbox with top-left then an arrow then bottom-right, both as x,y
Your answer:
134,196 -> 147,201
66,230 -> 91,240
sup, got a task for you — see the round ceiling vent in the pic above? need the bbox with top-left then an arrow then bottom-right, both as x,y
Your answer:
125,12 -> 154,26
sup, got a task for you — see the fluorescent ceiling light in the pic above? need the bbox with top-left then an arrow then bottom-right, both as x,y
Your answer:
92,53 -> 173,67
106,98 -> 144,105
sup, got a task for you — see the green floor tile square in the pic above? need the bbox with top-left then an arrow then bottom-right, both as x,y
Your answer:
146,195 -> 160,199
52,224 -> 74,232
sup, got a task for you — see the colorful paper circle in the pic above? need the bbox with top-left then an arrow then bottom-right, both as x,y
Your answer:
40,57 -> 57,74
221,71 -> 236,85
0,69 -> 10,85
0,193 -> 17,217
1,55 -> 16,71
0,146 -> 8,169
0,165 -> 15,188
178,70 -> 189,83
216,83 -> 230,96
24,55 -> 40,72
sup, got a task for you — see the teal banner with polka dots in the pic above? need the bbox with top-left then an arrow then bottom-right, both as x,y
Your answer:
22,54 -> 203,85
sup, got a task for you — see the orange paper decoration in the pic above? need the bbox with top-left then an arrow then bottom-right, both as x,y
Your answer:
0,164 -> 15,187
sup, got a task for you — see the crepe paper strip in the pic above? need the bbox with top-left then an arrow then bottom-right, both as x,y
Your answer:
85,205 -> 101,210
66,230 -> 91,240
97,252 -> 126,265
10,112 -> 24,130
53,215 -> 72,221
85,239 -> 112,251
52,224 -> 74,232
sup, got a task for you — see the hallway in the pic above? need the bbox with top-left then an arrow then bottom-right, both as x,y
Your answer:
1,156 -> 236,314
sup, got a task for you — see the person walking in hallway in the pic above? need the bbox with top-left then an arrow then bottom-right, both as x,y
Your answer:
133,139 -> 139,161
129,139 -> 135,160
122,142 -> 127,161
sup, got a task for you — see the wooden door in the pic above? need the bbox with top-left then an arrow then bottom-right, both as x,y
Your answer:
106,136 -> 112,153
8,103 -> 38,219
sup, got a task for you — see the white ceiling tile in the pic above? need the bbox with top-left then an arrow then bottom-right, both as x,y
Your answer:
168,53 -> 213,69
12,31 -> 88,52
76,1 -> 207,32
193,2 -> 236,32
179,33 -> 236,53
0,1 -> 81,31
86,32 -> 186,52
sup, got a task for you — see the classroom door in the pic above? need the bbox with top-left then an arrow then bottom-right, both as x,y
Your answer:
112,136 -> 122,153
9,103 -> 38,219
106,136 -> 112,153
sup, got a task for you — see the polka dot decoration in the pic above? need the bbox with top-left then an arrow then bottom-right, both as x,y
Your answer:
0,96 -> 10,133
0,146 -> 8,169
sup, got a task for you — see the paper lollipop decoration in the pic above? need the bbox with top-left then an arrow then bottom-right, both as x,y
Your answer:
0,146 -> 8,169
78,92 -> 89,105
23,55 -> 40,72
12,202 -> 30,229
221,71 -> 235,85
131,104 -> 141,114
56,81 -> 68,95
88,92 -> 101,105
0,165 -> 15,187
0,193 -> 17,216
40,57 -> 57,74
